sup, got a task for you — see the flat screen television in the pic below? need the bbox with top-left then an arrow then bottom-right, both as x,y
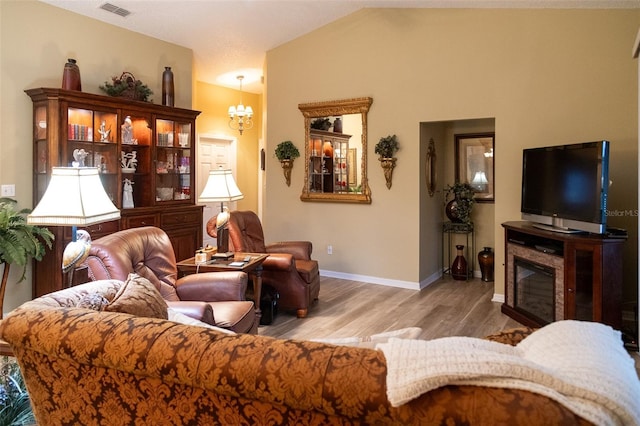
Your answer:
521,140 -> 610,234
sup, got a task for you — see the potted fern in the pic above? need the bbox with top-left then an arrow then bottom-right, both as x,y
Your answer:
275,141 -> 300,186
0,198 -> 54,319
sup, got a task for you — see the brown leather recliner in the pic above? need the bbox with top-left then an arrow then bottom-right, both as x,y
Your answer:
207,210 -> 320,318
83,226 -> 257,334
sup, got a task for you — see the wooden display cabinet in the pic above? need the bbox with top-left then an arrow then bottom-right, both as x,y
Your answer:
27,88 -> 202,296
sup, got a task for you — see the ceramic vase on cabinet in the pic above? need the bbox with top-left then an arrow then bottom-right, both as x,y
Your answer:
451,245 -> 467,280
162,66 -> 174,107
62,59 -> 81,91
333,117 -> 343,133
478,247 -> 494,282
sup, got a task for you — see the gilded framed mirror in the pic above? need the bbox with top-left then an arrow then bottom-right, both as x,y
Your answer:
298,97 -> 373,203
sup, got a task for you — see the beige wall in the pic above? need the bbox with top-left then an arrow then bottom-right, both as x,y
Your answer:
0,1 -> 193,313
265,9 -> 639,299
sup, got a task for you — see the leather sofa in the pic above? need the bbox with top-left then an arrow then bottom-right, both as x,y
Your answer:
0,280 -> 599,425
207,210 -> 320,318
84,226 -> 257,334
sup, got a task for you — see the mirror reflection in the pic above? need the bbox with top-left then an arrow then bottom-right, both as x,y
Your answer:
299,97 -> 372,203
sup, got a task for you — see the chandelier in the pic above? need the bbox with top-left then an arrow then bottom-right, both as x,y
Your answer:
228,75 -> 253,135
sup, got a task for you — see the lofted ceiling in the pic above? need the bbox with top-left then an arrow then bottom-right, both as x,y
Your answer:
40,0 -> 640,94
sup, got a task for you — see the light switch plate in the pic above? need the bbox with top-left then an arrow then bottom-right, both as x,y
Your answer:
1,184 -> 15,197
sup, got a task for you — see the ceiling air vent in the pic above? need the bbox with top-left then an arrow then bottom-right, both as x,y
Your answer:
99,3 -> 131,17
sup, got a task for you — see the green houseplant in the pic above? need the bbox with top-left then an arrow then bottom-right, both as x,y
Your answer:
445,182 -> 476,224
0,198 -> 54,319
99,72 -> 153,102
275,141 -> 300,187
274,140 -> 300,161
310,118 -> 332,131
375,134 -> 399,159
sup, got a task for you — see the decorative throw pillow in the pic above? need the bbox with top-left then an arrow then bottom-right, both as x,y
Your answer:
167,308 -> 235,335
104,273 -> 168,319
76,293 -> 110,311
311,327 -> 423,349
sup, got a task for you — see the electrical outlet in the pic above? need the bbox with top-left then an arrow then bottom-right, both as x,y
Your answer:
1,184 -> 15,197
327,245 -> 333,255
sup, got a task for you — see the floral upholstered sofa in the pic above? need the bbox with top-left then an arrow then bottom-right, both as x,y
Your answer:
1,277 -> 638,425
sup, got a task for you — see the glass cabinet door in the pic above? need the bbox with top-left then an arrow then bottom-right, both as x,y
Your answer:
34,105 -> 49,200
309,136 -> 324,192
308,130 -> 351,194
155,119 -> 192,203
571,247 -> 595,321
66,107 -> 119,205
120,112 -> 152,208
333,138 -> 349,192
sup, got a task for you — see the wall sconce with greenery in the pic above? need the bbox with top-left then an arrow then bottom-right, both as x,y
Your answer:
375,134 -> 399,189
275,140 -> 300,186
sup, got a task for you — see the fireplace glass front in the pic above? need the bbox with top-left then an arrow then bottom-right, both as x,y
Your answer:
514,258 -> 555,324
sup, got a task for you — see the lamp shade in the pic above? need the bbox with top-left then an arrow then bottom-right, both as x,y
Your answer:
198,169 -> 244,203
28,167 -> 120,226
471,171 -> 488,185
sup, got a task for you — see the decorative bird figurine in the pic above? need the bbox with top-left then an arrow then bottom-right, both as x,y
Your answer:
215,206 -> 232,256
62,229 -> 92,274
216,206 -> 230,231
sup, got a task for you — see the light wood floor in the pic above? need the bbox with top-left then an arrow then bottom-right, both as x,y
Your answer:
258,274 -> 640,376
259,275 -> 521,340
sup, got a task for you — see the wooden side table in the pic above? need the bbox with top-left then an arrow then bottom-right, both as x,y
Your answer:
176,253 -> 268,324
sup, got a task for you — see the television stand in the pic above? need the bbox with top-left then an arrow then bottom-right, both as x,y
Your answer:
502,221 -> 625,330
531,223 -> 585,234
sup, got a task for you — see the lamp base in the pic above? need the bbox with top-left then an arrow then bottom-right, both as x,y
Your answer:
213,252 -> 234,259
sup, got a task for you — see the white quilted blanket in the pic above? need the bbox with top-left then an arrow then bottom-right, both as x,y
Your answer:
377,321 -> 640,426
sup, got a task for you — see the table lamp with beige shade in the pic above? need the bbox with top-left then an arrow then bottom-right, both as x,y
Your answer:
27,167 -> 120,287
198,168 -> 243,259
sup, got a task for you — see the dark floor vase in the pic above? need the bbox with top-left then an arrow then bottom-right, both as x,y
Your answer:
451,245 -> 468,280
478,247 -> 495,282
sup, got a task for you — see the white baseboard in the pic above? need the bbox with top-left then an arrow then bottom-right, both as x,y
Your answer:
319,270 -> 500,298
492,293 -> 505,303
319,269 -> 441,291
